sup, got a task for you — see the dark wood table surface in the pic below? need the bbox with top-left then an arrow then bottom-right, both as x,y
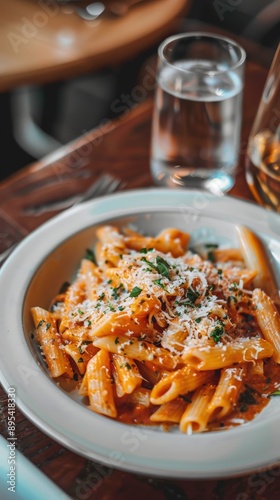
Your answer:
1,33 -> 280,500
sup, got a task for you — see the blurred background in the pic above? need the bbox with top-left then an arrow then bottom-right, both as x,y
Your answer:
0,0 -> 279,181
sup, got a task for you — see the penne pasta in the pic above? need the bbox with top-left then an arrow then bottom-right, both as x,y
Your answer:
180,384 -> 216,434
253,288 -> 280,363
112,354 -> 142,397
31,306 -> 73,378
30,224 -> 280,434
64,342 -> 99,375
89,312 -> 152,338
92,335 -> 178,370
182,339 -> 273,370
213,248 -> 243,262
150,366 -> 213,404
86,349 -> 117,418
123,387 -> 151,407
124,228 -> 190,257
236,225 -> 279,302
150,397 -> 187,423
207,365 -> 247,421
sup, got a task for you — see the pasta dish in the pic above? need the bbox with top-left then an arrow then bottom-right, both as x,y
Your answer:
31,224 -> 280,433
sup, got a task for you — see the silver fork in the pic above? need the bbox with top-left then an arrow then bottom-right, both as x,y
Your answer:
0,173 -> 122,266
23,173 -> 122,215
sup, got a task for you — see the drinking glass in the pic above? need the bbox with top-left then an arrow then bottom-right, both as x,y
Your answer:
245,44 -> 280,212
150,32 -> 246,194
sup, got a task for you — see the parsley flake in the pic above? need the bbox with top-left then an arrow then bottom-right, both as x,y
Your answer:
210,323 -> 224,343
269,390 -> 280,397
154,279 -> 167,290
139,248 -> 154,254
85,248 -> 96,264
130,286 -> 142,297
155,256 -> 170,279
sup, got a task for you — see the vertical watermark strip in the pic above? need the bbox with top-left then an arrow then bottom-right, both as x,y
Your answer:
6,387 -> 17,493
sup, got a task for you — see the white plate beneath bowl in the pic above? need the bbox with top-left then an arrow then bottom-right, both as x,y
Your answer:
1,188 -> 280,480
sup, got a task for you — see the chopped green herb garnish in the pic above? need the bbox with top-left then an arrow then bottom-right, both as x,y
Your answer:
78,309 -> 84,315
155,256 -> 170,279
205,243 -> 218,249
239,403 -> 248,412
77,357 -> 83,363
227,295 -> 237,306
195,317 -> 202,323
85,248 -> 96,263
118,306 -> 125,311
141,255 -> 170,279
46,323 -> 51,330
239,387 -> 257,405
207,251 -> 216,262
114,337 -> 119,344
269,390 -> 280,397
130,286 -> 142,297
185,287 -> 199,304
154,279 -> 167,290
37,320 -> 45,329
111,284 -> 124,299
210,323 -> 224,343
139,248 -> 154,254
141,256 -> 157,271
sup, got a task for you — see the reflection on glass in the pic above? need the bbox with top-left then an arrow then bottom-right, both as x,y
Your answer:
246,44 -> 280,212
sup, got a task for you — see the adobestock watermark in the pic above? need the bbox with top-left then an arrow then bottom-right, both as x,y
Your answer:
7,0 -> 69,54
6,387 -> 17,494
75,462 -> 112,500
6,0 -> 90,54
213,0 -> 244,22
110,64 -> 156,119
235,460 -> 280,499
75,427 -> 150,499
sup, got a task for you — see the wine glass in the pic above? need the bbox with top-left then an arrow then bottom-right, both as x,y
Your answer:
246,44 -> 280,212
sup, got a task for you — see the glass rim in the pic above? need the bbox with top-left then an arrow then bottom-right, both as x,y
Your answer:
158,32 -> 246,75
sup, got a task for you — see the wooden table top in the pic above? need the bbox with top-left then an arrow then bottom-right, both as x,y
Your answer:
1,30 -> 280,500
0,0 -> 190,92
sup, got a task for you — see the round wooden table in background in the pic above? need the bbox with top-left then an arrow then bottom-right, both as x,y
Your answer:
0,0 -> 190,91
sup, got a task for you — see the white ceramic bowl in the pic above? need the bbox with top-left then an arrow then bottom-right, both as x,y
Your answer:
1,188 -> 280,479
